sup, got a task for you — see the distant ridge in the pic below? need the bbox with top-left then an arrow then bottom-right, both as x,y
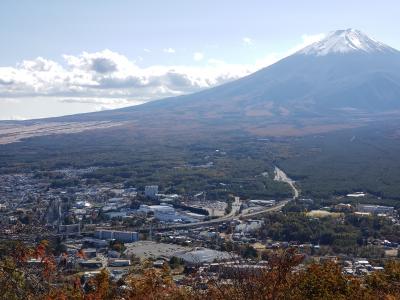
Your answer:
32,29 -> 400,137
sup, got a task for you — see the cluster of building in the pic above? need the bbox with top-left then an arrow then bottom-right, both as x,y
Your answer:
137,204 -> 201,223
0,169 -> 399,287
0,170 -> 213,240
95,229 -> 139,243
356,204 -> 395,216
342,259 -> 384,276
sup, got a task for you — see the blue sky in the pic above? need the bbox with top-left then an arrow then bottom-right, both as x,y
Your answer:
0,0 -> 399,119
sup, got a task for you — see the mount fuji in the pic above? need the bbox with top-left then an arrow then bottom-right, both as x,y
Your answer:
298,28 -> 397,56
44,29 -> 400,136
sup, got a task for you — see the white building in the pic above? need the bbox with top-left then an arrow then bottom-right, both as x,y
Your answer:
357,204 -> 395,216
95,230 -> 139,242
249,199 -> 276,206
145,185 -> 159,198
138,204 -> 180,222
235,220 -> 264,233
108,259 -> 131,267
347,192 -> 366,198
173,248 -> 231,265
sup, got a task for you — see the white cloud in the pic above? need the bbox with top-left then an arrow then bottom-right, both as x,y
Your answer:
0,49 -> 250,107
60,97 -> 146,111
242,37 -> 253,46
163,48 -> 176,54
193,52 -> 204,61
0,33 -> 324,119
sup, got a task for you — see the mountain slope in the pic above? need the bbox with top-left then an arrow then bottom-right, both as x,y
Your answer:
42,29 -> 400,136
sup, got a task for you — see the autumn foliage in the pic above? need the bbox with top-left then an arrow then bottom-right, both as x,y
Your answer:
0,243 -> 399,300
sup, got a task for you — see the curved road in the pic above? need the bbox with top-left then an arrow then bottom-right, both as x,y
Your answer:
132,167 -> 299,232
157,199 -> 289,230
93,167 -> 299,233
86,201 -> 288,234
274,166 -> 299,199
134,200 -> 289,232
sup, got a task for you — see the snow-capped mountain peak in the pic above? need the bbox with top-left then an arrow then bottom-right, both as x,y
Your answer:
298,29 -> 397,56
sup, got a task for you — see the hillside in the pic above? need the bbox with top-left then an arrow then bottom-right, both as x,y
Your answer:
2,29 -> 400,199
22,29 -> 399,139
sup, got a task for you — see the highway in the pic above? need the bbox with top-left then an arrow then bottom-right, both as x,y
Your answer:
93,167 -> 298,234
138,199 -> 290,232
155,166 -> 298,230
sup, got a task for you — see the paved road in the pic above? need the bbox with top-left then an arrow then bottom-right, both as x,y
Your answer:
137,199 -> 289,232
274,166 -> 299,199
162,166 -> 298,230
225,196 -> 241,218
92,167 -> 298,234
